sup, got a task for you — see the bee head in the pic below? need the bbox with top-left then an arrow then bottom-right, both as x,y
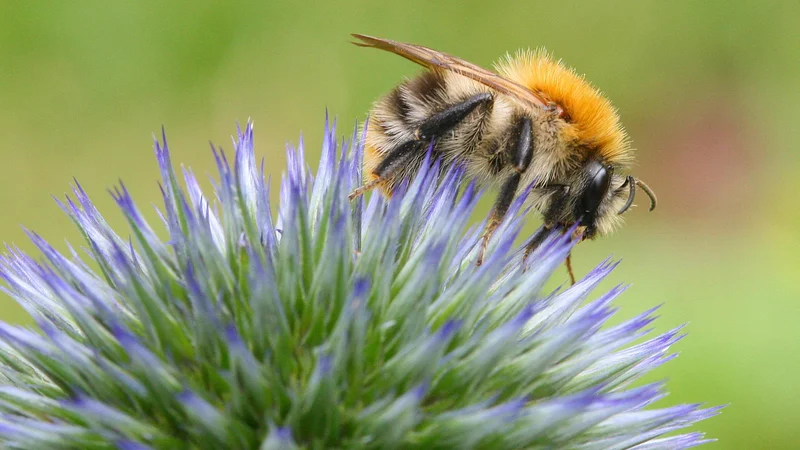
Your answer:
552,159 -> 657,240
575,160 -> 612,239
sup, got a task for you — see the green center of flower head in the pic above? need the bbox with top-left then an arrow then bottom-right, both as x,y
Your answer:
0,116 -> 720,449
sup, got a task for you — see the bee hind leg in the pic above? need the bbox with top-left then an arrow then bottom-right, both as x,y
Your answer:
350,93 -> 493,201
477,117 -> 533,266
348,178 -> 381,201
415,92 -> 493,140
348,139 -> 423,201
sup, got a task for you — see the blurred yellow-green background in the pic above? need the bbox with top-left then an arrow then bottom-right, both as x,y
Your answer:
1,1 -> 798,448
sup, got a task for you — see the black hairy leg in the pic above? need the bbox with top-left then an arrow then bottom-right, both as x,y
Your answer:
348,140 -> 422,200
476,117 -> 533,266
522,225 -> 550,263
415,92 -> 493,140
521,225 -> 577,285
520,185 -> 578,285
349,93 -> 494,201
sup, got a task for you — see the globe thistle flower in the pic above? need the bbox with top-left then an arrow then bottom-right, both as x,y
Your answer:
0,117 -> 720,449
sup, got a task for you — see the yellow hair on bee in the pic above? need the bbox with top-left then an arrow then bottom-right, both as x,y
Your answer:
496,49 -> 632,165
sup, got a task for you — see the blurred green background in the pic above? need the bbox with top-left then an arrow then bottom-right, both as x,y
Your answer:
1,1 -> 798,447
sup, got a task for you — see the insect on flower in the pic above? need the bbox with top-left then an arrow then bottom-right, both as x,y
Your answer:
0,119 -> 720,449
348,34 -> 657,283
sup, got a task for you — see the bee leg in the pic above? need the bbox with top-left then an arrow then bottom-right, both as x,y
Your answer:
521,225 -> 576,284
350,94 -> 492,201
477,173 -> 521,266
348,178 -> 381,201
564,252 -> 576,285
521,225 -> 551,263
548,188 -> 577,285
348,140 -> 423,201
530,185 -> 578,284
415,93 -> 493,140
477,117 -> 533,266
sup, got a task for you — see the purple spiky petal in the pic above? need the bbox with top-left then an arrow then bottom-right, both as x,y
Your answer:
0,117 -> 721,448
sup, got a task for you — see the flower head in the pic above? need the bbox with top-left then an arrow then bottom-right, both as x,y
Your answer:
0,116 -> 720,448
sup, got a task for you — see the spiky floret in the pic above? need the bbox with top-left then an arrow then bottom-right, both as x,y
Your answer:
496,50 -> 633,165
0,117 -> 718,449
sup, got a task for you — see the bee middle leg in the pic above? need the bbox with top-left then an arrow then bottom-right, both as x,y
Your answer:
349,93 -> 493,201
476,117 -> 533,266
520,185 -> 578,285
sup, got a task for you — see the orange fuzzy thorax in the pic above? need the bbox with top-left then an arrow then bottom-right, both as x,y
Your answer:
496,50 -> 632,165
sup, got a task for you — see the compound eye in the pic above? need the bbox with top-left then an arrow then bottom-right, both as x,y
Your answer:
581,164 -> 612,215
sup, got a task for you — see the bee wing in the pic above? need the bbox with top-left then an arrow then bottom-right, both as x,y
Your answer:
352,34 -> 551,111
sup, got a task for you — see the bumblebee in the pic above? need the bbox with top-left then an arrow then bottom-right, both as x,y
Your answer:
349,34 -> 656,283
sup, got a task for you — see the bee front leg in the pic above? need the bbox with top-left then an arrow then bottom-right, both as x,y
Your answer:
521,185 -> 577,285
523,229 -> 577,284
477,117 -> 533,266
522,224 -> 550,262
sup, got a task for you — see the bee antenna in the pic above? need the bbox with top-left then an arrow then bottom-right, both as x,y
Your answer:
617,176 -> 636,215
635,178 -> 658,211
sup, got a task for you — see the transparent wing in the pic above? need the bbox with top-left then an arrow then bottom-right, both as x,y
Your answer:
352,34 -> 551,111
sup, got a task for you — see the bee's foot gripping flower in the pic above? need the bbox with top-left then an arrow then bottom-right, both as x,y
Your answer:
0,118 -> 720,449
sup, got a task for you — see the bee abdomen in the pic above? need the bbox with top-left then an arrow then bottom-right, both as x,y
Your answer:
385,70 -> 448,128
